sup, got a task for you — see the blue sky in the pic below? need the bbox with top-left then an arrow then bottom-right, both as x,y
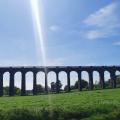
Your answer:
1,0 -> 120,89
0,0 -> 120,66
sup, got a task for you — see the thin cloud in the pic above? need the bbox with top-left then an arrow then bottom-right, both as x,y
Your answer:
0,59 -> 34,66
113,41 -> 120,46
83,3 -> 118,27
46,58 -> 66,66
82,2 -> 120,40
49,25 -> 62,32
84,30 -> 106,40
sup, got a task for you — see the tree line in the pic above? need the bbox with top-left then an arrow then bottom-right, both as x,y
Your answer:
3,75 -> 120,95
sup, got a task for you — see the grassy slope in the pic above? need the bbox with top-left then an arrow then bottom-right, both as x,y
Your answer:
0,89 -> 120,119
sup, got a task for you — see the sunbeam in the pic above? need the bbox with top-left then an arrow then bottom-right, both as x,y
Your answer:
30,0 -> 53,111
30,0 -> 46,66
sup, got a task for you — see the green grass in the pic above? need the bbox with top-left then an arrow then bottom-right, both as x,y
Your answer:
0,89 -> 120,120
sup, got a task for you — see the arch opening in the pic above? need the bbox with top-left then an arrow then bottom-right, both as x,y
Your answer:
93,71 -> 100,89
104,71 -> 111,88
3,72 -> 10,95
70,71 -> 78,90
48,71 -> 56,93
25,72 -> 33,95
36,71 -> 45,94
59,71 -> 67,92
14,72 -> 21,95
81,71 -> 89,90
115,70 -> 120,88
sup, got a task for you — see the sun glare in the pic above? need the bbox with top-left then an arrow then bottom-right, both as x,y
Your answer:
30,0 -> 52,109
30,0 -> 46,66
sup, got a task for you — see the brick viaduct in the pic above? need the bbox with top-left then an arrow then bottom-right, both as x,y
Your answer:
0,66 -> 120,96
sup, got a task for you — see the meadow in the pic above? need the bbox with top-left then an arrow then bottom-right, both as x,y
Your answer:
0,89 -> 120,120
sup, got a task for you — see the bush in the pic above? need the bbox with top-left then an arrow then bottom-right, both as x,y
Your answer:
0,106 -> 120,120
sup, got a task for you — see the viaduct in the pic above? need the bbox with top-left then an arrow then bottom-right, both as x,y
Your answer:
0,66 -> 120,96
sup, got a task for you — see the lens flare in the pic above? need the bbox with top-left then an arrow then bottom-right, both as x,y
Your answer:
30,0 -> 53,110
30,0 -> 46,66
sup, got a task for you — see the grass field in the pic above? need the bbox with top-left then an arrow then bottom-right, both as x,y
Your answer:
0,89 -> 120,120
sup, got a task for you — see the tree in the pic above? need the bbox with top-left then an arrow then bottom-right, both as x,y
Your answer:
116,75 -> 120,87
64,79 -> 88,91
14,86 -> 21,95
56,80 -> 62,91
36,84 -> 44,94
74,80 -> 88,89
105,75 -> 120,88
51,82 -> 56,92
64,85 -> 68,91
50,80 -> 62,92
3,86 -> 21,95
3,86 -> 9,95
95,75 -> 120,88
